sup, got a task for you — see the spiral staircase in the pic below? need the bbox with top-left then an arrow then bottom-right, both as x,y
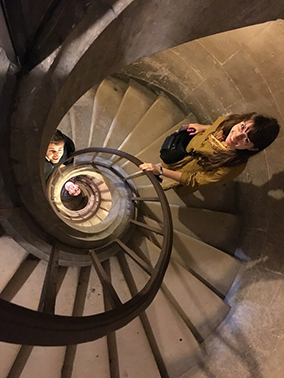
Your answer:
0,75 -> 243,378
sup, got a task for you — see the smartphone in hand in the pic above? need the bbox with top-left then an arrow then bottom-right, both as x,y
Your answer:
187,127 -> 196,134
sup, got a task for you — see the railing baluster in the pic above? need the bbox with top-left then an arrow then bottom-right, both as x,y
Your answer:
122,171 -> 145,181
58,165 -> 65,176
7,345 -> 34,377
91,152 -> 99,163
115,239 -> 153,275
109,155 -> 124,167
100,204 -> 111,211
90,250 -> 122,309
130,219 -> 164,235
94,180 -> 104,186
131,196 -> 160,202
100,188 -> 111,193
38,244 -> 59,314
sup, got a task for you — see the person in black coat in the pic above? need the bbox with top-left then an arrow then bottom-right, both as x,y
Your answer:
44,130 -> 75,180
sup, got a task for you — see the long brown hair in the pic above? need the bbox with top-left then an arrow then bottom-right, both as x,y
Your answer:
198,113 -> 280,171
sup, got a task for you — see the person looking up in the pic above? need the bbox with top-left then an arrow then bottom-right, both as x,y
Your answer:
44,130 -> 75,180
64,180 -> 81,196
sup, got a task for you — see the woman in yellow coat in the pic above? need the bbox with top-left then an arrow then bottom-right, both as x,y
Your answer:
139,113 -> 280,193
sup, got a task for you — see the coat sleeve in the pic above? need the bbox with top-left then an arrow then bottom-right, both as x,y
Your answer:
179,163 -> 246,192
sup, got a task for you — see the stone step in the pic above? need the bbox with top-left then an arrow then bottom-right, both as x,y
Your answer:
0,260 -> 46,376
140,201 -> 241,254
138,216 -> 241,297
109,256 -> 161,377
0,341 -> 21,378
135,117 -> 194,164
117,93 -> 185,156
133,184 -> 159,198
135,172 -> 239,216
125,252 -> 205,377
72,266 -> 110,377
141,237 -> 231,340
72,339 -> 110,378
1,214 -> 92,267
59,87 -> 97,149
165,179 -> 239,214
169,230 -> 241,297
0,236 -> 28,292
8,266 -> 79,378
121,117 -> 193,175
17,346 -> 67,378
102,79 -> 157,149
87,77 -> 128,148
0,259 -> 45,308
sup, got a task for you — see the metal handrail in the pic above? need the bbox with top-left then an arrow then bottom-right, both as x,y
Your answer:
0,147 -> 173,346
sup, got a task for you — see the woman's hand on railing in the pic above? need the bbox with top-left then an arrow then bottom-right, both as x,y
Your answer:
139,163 -> 161,175
139,163 -> 182,183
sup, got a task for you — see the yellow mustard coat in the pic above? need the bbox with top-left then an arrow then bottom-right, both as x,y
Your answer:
161,117 -> 246,192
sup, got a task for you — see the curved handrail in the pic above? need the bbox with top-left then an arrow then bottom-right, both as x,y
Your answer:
0,147 -> 173,346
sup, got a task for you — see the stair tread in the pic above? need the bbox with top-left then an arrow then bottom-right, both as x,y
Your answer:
72,339 -> 111,377
16,267 -> 87,378
80,266 -> 104,316
102,80 -> 157,149
0,260 -> 45,309
140,201 -> 241,254
163,263 -> 230,339
171,229 -> 241,296
0,236 -> 29,292
110,256 -> 161,377
118,93 -> 185,156
136,116 -> 197,164
60,87 -> 97,149
55,266 -> 79,315
0,342 -> 21,378
19,346 -> 67,378
2,216 -> 91,267
139,215 -> 241,296
166,179 -> 239,214
121,117 -> 194,175
87,77 -> 128,148
126,254 -> 205,377
5,267 -> 79,377
72,266 -> 109,376
130,234 -> 231,340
